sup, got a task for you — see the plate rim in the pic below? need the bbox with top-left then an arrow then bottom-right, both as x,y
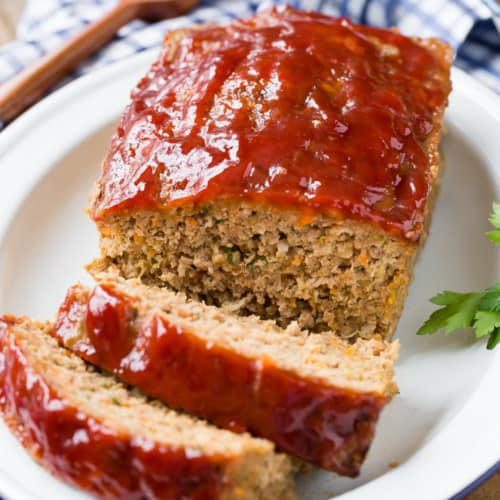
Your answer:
0,49 -> 499,500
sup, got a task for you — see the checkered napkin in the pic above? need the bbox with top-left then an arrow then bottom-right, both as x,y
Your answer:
0,0 -> 499,103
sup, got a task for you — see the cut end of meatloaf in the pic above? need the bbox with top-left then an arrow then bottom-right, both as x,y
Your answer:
88,7 -> 452,340
0,315 -> 295,500
53,272 -> 398,475
92,201 -> 415,339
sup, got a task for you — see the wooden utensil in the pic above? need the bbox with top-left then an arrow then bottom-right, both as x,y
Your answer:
0,0 -> 199,127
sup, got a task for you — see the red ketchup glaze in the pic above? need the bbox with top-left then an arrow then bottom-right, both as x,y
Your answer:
92,6 -> 451,241
0,316 -> 226,500
54,285 -> 388,476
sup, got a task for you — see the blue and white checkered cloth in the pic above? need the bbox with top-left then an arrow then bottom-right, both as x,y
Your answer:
0,0 -> 499,99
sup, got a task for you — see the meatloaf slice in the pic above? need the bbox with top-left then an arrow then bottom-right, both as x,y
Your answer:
52,271 -> 398,477
0,315 -> 295,500
90,6 -> 452,340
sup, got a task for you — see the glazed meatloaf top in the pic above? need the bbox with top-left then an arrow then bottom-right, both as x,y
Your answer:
91,5 -> 452,241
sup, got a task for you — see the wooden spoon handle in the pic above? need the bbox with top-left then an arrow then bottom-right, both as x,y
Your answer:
0,2 -> 139,126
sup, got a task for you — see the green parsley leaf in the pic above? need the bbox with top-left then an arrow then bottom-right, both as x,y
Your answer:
479,283 -> 500,311
473,310 -> 500,338
487,231 -> 500,244
487,329 -> 500,350
418,203 -> 500,350
488,202 -> 500,228
430,290 -> 473,306
418,285 -> 500,349
417,292 -> 482,336
486,202 -> 500,244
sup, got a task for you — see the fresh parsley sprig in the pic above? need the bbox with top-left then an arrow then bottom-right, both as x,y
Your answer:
417,202 -> 500,350
486,201 -> 500,244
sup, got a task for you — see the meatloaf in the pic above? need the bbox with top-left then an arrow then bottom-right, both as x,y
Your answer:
90,5 -> 452,339
52,271 -> 398,477
0,315 -> 294,499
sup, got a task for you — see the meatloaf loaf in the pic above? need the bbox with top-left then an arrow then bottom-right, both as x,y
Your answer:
0,315 -> 294,499
90,6 -> 452,339
52,271 -> 398,477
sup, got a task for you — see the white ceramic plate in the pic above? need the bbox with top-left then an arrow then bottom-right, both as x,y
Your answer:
0,50 -> 498,500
